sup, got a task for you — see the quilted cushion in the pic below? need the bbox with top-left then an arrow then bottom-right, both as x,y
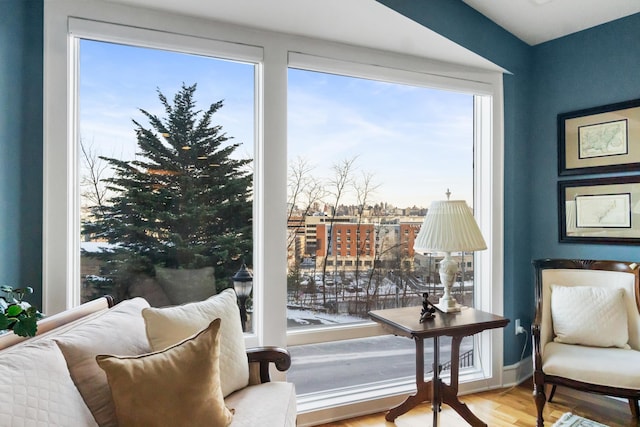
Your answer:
54,298 -> 151,427
142,288 -> 249,397
96,319 -> 233,427
543,342 -> 640,389
551,285 -> 629,348
0,340 -> 98,426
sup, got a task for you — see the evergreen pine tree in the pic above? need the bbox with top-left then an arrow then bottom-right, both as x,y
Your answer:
84,83 -> 252,298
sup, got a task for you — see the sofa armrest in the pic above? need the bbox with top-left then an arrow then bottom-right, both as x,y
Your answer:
0,295 -> 114,351
246,346 -> 291,384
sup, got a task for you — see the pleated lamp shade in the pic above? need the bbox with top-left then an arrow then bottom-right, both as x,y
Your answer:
413,200 -> 487,253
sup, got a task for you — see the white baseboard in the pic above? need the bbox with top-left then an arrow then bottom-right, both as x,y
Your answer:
502,355 -> 532,387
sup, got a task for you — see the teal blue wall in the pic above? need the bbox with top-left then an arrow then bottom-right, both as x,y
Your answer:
378,0 -> 640,365
530,13 -> 640,265
0,0 -> 43,305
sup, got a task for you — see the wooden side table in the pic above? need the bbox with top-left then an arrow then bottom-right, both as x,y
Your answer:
369,306 -> 509,426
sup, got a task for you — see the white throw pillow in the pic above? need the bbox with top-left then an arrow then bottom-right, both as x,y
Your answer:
0,340 -> 98,426
551,285 -> 630,348
142,288 -> 249,397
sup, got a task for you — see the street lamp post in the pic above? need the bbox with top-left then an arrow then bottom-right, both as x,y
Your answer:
232,263 -> 253,332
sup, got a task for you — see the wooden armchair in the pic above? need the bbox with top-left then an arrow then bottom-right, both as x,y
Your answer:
532,259 -> 640,426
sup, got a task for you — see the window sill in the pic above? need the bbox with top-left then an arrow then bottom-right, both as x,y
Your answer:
295,367 -> 490,426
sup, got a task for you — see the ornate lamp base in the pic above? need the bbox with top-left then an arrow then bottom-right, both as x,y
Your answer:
437,252 -> 462,313
436,300 -> 462,313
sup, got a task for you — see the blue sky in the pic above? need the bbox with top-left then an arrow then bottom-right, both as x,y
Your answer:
80,40 -> 255,161
80,40 -> 473,209
288,69 -> 473,208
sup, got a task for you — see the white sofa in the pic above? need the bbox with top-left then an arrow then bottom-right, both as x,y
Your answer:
532,259 -> 640,427
0,290 -> 296,426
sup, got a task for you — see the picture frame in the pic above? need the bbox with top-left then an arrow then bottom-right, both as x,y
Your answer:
558,98 -> 640,175
559,176 -> 640,244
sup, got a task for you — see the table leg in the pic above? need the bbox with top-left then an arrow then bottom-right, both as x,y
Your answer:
385,333 -> 488,427
440,335 -> 487,427
432,336 -> 440,426
385,337 -> 432,422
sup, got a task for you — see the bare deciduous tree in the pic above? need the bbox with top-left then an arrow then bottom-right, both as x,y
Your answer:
352,171 -> 378,308
80,139 -> 109,218
320,157 -> 357,307
287,157 -> 325,251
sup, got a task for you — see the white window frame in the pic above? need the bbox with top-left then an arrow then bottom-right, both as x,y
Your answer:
284,54 -> 504,419
44,4 -> 268,347
44,1 -> 504,423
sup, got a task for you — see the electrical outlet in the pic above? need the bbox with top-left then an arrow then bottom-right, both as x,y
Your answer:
515,318 -> 525,335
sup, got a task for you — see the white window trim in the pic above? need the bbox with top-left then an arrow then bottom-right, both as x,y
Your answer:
44,1 -> 504,423
286,56 -> 504,420
67,17 -> 263,62
44,3 -> 266,316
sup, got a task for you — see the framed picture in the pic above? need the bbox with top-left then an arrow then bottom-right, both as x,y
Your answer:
558,98 -> 640,175
559,176 -> 640,244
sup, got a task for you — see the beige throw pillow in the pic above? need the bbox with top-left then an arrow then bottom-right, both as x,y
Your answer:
142,288 -> 249,397
96,319 -> 233,427
551,285 -> 630,348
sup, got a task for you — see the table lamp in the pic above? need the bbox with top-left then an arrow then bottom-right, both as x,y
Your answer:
413,191 -> 486,312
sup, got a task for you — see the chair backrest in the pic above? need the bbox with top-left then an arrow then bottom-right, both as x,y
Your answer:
533,259 -> 640,351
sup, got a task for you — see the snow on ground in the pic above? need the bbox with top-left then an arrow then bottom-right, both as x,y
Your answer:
287,308 -> 364,327
80,241 -> 119,252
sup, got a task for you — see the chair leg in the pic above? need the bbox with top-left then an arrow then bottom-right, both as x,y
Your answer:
533,381 -> 547,427
629,398 -> 639,418
548,385 -> 557,403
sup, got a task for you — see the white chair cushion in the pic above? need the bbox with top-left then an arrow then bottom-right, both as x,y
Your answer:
551,285 -> 629,348
543,342 -> 640,389
142,288 -> 250,397
225,382 -> 297,427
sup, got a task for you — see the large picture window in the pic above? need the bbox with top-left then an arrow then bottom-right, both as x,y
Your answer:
44,4 -> 503,423
286,68 -> 474,329
285,63 -> 484,402
77,39 -> 256,322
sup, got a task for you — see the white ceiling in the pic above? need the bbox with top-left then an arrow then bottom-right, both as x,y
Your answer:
106,0 -> 640,67
462,0 -> 640,45
105,0 -> 502,70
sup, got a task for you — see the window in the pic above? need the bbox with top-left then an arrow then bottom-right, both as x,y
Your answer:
45,4 -> 503,423
43,15 -> 262,324
285,56 -> 500,409
77,39 -> 256,320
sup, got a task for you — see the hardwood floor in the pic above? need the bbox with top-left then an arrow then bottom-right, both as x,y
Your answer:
314,379 -> 639,426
